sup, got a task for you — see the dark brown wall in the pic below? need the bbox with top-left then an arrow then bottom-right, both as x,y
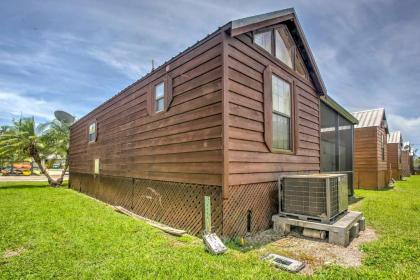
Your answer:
223,33 -> 320,188
69,26 -> 324,237
401,150 -> 411,177
354,126 -> 388,189
387,143 -> 401,180
69,33 -> 224,186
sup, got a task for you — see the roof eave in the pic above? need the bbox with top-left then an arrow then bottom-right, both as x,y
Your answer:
321,96 -> 359,124
229,8 -> 327,96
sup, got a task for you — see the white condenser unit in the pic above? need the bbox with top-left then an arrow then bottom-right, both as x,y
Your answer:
279,174 -> 348,223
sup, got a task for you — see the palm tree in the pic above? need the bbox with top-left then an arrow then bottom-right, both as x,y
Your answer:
0,117 -> 70,186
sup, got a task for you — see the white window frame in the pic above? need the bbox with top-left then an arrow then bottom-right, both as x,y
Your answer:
88,122 -> 97,143
154,82 -> 165,113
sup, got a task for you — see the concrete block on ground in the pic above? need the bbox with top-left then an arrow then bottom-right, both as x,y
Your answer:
272,211 -> 364,247
350,222 -> 360,238
358,217 -> 366,231
329,230 -> 350,247
272,218 -> 291,235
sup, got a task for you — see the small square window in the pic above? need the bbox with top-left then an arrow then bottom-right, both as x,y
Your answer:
88,122 -> 96,142
155,82 -> 165,113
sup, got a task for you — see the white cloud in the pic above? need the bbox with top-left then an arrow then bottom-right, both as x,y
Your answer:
0,90 -> 60,121
388,113 -> 420,148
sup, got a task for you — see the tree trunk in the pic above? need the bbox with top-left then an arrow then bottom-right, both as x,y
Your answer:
30,145 -> 60,187
54,152 -> 69,186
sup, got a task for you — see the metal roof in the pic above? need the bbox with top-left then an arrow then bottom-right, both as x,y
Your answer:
320,95 -> 358,124
388,131 -> 402,144
352,108 -> 387,129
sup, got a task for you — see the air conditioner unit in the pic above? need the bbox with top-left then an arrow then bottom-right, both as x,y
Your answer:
279,174 -> 348,223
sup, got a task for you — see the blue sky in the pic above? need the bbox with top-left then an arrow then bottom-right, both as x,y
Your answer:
1,0 -> 419,148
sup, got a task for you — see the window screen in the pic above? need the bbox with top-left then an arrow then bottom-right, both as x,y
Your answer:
272,75 -> 291,150
155,82 -> 165,112
320,103 -> 354,172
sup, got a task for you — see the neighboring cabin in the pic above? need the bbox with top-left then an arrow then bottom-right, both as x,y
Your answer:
401,142 -> 412,178
387,131 -> 403,181
352,108 -> 389,190
69,9 -> 353,237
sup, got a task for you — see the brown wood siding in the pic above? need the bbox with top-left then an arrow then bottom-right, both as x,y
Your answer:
69,33 -> 224,186
224,33 -> 320,186
387,143 -> 401,180
354,126 -> 388,189
401,150 -> 411,177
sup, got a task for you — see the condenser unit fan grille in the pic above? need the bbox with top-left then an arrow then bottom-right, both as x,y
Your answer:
283,178 -> 327,217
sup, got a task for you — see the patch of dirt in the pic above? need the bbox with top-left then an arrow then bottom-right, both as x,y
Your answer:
3,247 -> 26,258
245,227 -> 377,275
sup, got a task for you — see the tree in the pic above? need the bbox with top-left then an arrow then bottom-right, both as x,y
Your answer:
0,117 -> 70,186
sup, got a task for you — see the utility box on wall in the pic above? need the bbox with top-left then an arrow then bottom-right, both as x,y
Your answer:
279,174 -> 348,223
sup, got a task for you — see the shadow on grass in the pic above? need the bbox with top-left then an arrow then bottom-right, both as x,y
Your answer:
0,184 -> 48,190
349,196 -> 364,205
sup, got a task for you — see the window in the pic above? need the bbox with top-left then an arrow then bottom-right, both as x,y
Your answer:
272,74 -> 291,150
253,25 -> 309,79
94,158 -> 100,174
274,28 -> 293,68
88,122 -> 96,143
381,134 -> 385,161
254,30 -> 272,54
154,82 -> 165,113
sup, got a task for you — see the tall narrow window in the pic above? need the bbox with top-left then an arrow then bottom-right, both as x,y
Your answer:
274,28 -> 293,68
254,30 -> 272,54
88,122 -> 96,143
381,134 -> 385,161
272,75 -> 292,150
155,82 -> 165,113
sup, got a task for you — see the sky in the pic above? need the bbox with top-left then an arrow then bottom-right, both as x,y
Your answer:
0,0 -> 419,149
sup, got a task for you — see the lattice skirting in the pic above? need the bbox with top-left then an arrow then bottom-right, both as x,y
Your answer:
223,182 -> 278,237
70,173 -> 223,235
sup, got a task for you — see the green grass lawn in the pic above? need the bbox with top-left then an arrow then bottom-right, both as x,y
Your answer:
0,177 -> 419,279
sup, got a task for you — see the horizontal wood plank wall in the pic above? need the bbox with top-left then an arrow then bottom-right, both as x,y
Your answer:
225,34 -> 320,186
69,33 -> 224,186
401,150 -> 411,177
354,127 -> 378,172
354,126 -> 388,189
387,143 -> 401,180
376,127 -> 388,172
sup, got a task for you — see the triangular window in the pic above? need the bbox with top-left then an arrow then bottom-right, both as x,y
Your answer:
253,25 -> 309,80
274,27 -> 293,68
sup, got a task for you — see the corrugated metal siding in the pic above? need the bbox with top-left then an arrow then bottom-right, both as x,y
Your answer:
388,131 -> 401,144
352,108 -> 385,129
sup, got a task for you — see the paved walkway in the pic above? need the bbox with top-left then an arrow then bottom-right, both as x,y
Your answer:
0,175 -> 69,182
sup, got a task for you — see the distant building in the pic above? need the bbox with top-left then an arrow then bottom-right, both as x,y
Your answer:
387,131 -> 403,181
352,108 -> 389,190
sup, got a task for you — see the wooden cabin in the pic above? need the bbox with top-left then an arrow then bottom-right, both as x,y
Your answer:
69,8 -> 335,237
352,108 -> 389,190
387,131 -> 403,181
320,96 -> 358,196
401,142 -> 411,178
